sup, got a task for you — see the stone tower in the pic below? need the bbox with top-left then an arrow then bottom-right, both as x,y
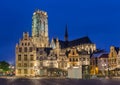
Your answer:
32,9 -> 49,47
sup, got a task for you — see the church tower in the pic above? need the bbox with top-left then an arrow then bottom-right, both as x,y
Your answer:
32,9 -> 49,47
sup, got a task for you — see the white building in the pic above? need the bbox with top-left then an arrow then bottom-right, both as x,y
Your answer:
68,66 -> 82,79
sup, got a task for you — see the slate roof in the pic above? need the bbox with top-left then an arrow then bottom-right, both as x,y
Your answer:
68,36 -> 92,47
53,36 -> 93,49
91,53 -> 108,58
99,54 -> 108,58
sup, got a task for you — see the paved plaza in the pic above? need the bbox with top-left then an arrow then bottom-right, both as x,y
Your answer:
0,78 -> 120,85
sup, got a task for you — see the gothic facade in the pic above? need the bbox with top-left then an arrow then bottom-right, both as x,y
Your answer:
15,9 -> 96,77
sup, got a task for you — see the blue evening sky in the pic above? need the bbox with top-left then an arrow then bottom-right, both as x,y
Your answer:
0,0 -> 120,64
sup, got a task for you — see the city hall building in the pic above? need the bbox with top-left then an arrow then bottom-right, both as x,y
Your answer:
15,9 -> 96,77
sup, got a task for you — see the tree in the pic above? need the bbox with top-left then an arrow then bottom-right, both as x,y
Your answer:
0,61 -> 10,72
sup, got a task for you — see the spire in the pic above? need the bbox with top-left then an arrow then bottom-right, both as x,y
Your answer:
64,24 -> 68,41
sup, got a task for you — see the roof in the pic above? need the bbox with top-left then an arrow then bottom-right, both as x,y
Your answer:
99,54 -> 108,58
68,36 -> 92,47
92,53 -> 103,58
92,53 -> 108,58
53,36 -> 93,49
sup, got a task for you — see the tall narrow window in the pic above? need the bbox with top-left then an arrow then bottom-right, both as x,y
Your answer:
28,42 -> 30,46
76,58 -> 78,61
24,47 -> 27,52
29,47 -> 33,52
19,47 -> 22,52
18,55 -> 21,61
30,55 -> 34,61
24,55 -> 27,61
69,58 -> 72,62
24,69 -> 28,74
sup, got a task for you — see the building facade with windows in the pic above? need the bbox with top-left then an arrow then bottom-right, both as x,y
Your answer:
16,32 -> 36,76
108,46 -> 118,70
15,9 -> 96,77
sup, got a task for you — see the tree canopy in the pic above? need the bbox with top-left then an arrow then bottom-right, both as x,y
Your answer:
0,61 -> 10,72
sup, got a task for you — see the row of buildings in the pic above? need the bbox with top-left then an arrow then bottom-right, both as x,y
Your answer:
15,10 -> 96,78
15,9 -> 120,78
91,46 -> 120,77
